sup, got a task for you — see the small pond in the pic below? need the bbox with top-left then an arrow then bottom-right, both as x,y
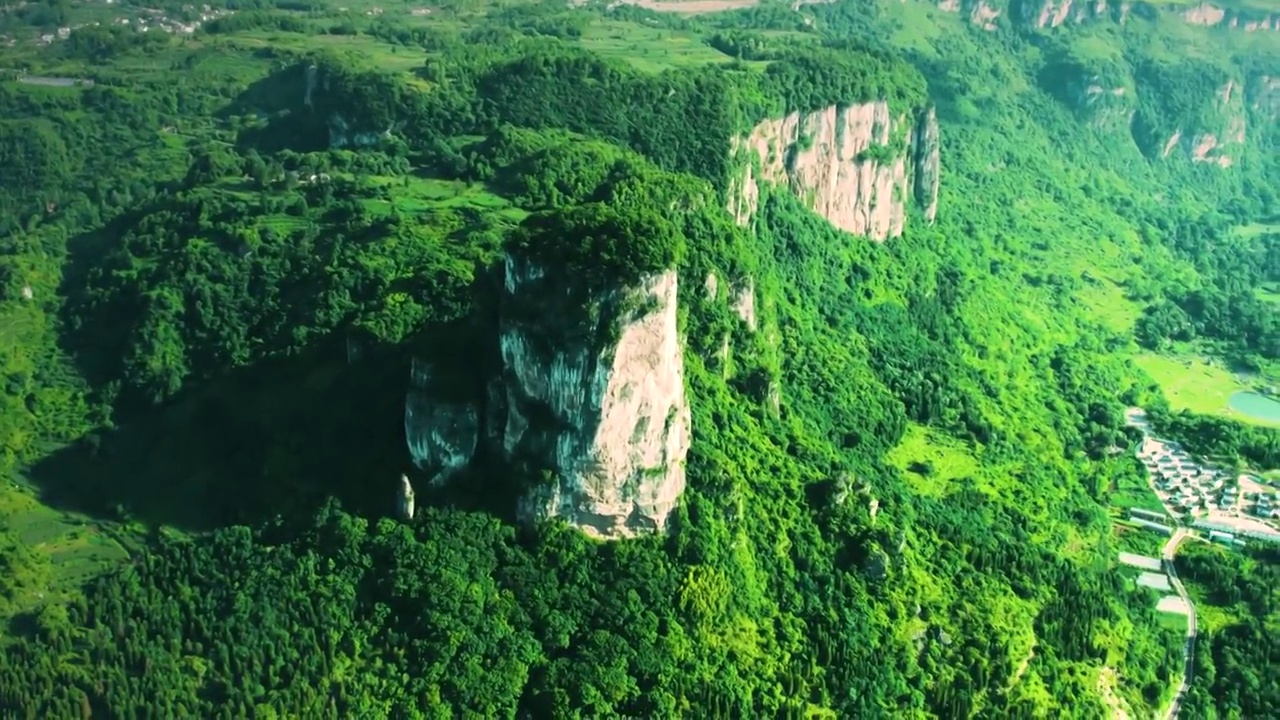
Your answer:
1228,391 -> 1280,424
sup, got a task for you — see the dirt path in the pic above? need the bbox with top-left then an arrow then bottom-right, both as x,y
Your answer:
1011,644 -> 1035,685
1098,667 -> 1133,720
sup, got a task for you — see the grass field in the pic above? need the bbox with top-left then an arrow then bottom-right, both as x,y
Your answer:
1076,278 -> 1142,334
1132,352 -> 1266,422
220,32 -> 430,77
1109,470 -> 1164,513
0,476 -> 135,626
1235,222 -> 1280,239
888,424 -> 982,497
1155,612 -> 1187,634
876,0 -> 966,56
611,0 -> 760,13
1112,521 -> 1167,556
362,176 -> 528,222
580,19 -> 736,72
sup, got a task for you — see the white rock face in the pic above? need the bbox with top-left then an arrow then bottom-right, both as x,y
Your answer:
1183,3 -> 1226,25
328,114 -> 390,149
932,0 -> 1276,32
1159,80 -> 1247,168
731,102 -> 912,241
732,278 -> 757,331
405,357 -> 480,486
303,63 -> 317,107
1036,0 -> 1075,28
971,0 -> 1001,30
397,474 -> 416,521
500,254 -> 690,539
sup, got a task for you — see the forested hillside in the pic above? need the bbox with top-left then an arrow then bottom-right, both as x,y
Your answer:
0,0 -> 1277,717
1176,542 -> 1280,719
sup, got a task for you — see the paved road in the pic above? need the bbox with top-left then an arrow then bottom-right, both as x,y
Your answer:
1161,528 -> 1197,720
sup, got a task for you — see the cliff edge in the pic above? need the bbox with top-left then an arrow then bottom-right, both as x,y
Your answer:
500,254 -> 690,539
403,204 -> 694,540
730,102 -> 939,241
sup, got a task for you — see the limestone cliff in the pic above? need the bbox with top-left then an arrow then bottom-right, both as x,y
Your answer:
1043,49 -> 1256,168
328,114 -> 392,150
911,107 -> 941,225
1074,81 -> 1134,128
301,62 -> 400,149
1180,3 -> 1279,31
500,254 -> 690,539
928,0 -> 1279,33
405,356 -> 480,486
396,474 -> 416,520
730,102 -> 938,241
402,251 -> 693,539
1155,79 -> 1248,168
1045,57 -> 1136,128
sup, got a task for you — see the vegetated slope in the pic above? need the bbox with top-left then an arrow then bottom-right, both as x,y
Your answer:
1175,541 -> 1280,719
0,0 -> 1275,717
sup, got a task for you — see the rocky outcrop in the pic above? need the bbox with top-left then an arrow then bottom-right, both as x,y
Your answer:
328,114 -> 391,149
911,107 -> 941,225
1181,2 -> 1225,25
1026,0 -> 1079,28
731,278 -> 757,331
928,0 -> 1277,33
302,62 -> 400,148
405,356 -> 480,486
402,253 -> 693,540
303,63 -> 317,107
731,102 -> 938,241
1159,79 -> 1248,168
500,254 -> 690,539
1079,83 -> 1134,127
971,1 -> 1002,30
1049,59 -> 1136,128
396,474 -> 416,520
1182,3 -> 1279,31
935,0 -> 1110,28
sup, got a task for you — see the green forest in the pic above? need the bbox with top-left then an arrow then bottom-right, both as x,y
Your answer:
0,0 -> 1277,717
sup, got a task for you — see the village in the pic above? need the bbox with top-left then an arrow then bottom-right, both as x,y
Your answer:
1,2 -> 235,49
1125,408 -> 1280,546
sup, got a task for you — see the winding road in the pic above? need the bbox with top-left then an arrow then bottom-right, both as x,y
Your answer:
1160,527 -> 1197,720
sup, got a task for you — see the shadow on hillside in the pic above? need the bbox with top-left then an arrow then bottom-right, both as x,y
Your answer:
41,223 -> 515,532
26,337 -> 417,532
217,59 -> 309,120
223,64 -> 330,154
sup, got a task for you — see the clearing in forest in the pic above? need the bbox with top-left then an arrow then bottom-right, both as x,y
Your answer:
580,20 -> 737,72
887,424 -> 981,497
1132,353 -> 1263,423
0,479 -> 132,628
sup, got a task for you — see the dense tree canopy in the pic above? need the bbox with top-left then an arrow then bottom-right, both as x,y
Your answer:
0,1 -> 1276,718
